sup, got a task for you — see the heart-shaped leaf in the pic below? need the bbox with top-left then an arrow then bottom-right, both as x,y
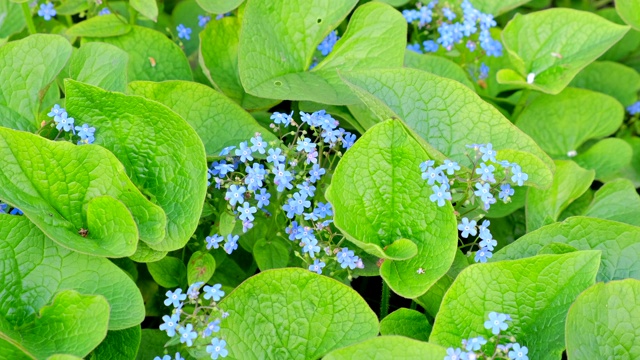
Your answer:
66,14 -> 131,38
187,250 -> 216,284
569,61 -> 640,106
583,179 -> 640,227
323,336 -> 447,360
616,0 -> 640,31
574,138 -> 633,181
67,42 -> 128,92
404,51 -> 474,89
196,0 -> 242,14
379,309 -> 432,341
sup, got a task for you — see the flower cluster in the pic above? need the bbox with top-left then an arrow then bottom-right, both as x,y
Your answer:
310,30 -> 340,69
157,283 -> 229,359
206,110 -> 363,277
0,202 -> 23,215
445,312 -> 529,360
404,0 -> 502,57
46,104 -> 96,145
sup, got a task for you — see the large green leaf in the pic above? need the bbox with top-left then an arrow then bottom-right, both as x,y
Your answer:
616,0 -> 640,31
0,290 -> 109,359
86,25 -> 192,82
566,279 -> 640,359
0,127 -> 165,257
497,8 -> 629,94
66,80 -> 208,252
0,0 -> 25,38
130,0 -> 157,22
598,8 -> 640,62
147,256 -> 187,288
127,80 -> 276,157
218,268 -> 379,359
326,120 -> 457,298
323,336 -> 447,360
341,68 -> 555,188
67,42 -> 128,92
574,138 -> 633,181
583,179 -> 640,227
0,215 -> 145,330
0,34 -> 72,132
493,216 -> 640,282
430,251 -> 601,360
403,51 -> 474,89
196,0 -> 242,14
379,309 -> 432,341
238,1 -> 406,105
199,15 -> 279,110
526,160 -> 594,231
90,326 -> 141,359
465,0 -> 533,15
66,14 -> 132,38
612,136 -> 640,187
569,61 -> 640,106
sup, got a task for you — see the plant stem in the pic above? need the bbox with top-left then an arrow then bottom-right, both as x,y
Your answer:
129,6 -> 137,24
380,281 -> 390,319
410,300 -> 417,310
512,89 -> 531,120
21,3 -> 36,34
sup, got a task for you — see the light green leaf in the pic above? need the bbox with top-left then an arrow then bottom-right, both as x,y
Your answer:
466,0 -> 533,15
616,0 -> 640,31
253,238 -> 290,271
196,0 -> 242,14
404,51 -> 474,89
127,80 -> 276,157
199,15 -> 279,110
566,279 -> 640,359
129,242 -> 167,263
0,127 -> 165,257
526,160 -> 594,231
430,251 -> 601,360
218,268 -> 379,359
66,80 -> 208,252
537,242 -> 577,255
379,309 -> 432,341
326,120 -> 458,298
187,251 -> 216,284
90,326 -> 141,360
0,215 -> 145,330
378,0 -> 410,6
574,138 -> 633,181
598,8 -> 640,62
323,336 -> 447,360
87,25 -> 192,82
147,256 -> 187,289
570,61 -> 640,106
341,68 -> 555,189
498,8 -> 629,94
0,290 -> 109,359
130,0 -> 157,21
610,136 -> 640,187
238,1 -> 406,105
55,0 -> 89,15
0,0 -> 25,38
67,42 -> 128,92
493,216 -> 640,282
515,88 -> 624,158
66,14 -> 131,37
584,179 -> 640,226
0,34 -> 72,132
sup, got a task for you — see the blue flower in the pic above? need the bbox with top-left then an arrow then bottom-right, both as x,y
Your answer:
458,218 -> 477,238
273,164 -> 294,192
215,13 -> 229,20
175,353 -> 184,360
206,234 -> 224,250
627,101 -> 640,115
203,283 -> 225,301
267,148 -> 285,165
178,323 -> 197,346
479,143 -> 497,162
465,336 -> 486,351
478,220 -> 492,240
164,289 -> 186,307
55,112 -> 75,133
407,43 -> 422,53
286,221 -> 301,240
296,137 -> 317,153
322,129 -> 341,145
423,40 -> 439,52
417,6 -> 432,27
75,124 -> 96,144
511,165 -> 528,186
159,313 -> 180,336
296,181 -> 316,198
313,202 -> 333,218
439,160 -> 460,175
213,161 -> 234,177
270,111 -> 293,126
420,160 -> 435,172
442,7 -> 456,21
499,183 -> 514,201
474,247 -> 492,263
476,163 -> 496,182
318,30 -> 339,56
0,203 -> 6,213
176,24 -> 192,40
206,338 -> 228,359
38,2 -> 56,20
508,343 -> 529,360
238,202 -> 257,222
219,145 -> 236,156
154,356 -> 171,360
308,164 -> 325,183
466,40 -> 476,51
479,13 -> 497,30
249,135 -> 267,154
484,312 -> 509,335
474,182 -> 493,203
302,237 -> 321,258
187,282 -> 204,300
225,184 -> 246,207
430,184 -> 452,207
309,259 -> 326,274
336,248 -> 358,270
203,319 -> 221,337
198,15 -> 211,27
98,7 -> 111,15
402,9 -> 419,23
444,348 -> 463,360
48,104 -> 65,118
10,208 -> 23,215
479,63 -> 489,80
422,166 -> 444,185
255,188 -> 271,208
224,234 -> 238,254
235,141 -> 253,162
460,20 -> 477,36
342,132 -> 356,149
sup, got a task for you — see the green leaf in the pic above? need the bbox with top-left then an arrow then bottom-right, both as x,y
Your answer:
187,251 -> 216,284
583,179 -> 640,226
129,242 -> 167,263
253,238 -> 290,271
598,8 -> 640,62
612,136 -> 640,187
0,127 -> 165,257
616,0 -> 640,31
341,68 -> 555,189
0,290 -> 109,359
0,215 -> 145,330
326,120 -> 458,298
493,216 -> 640,282
404,51 -> 474,89
465,0 -> 534,15
526,160 -> 594,231
238,1 -> 406,105
135,330 -> 167,360
87,25 -> 192,82
323,336 -> 447,360
219,268 -> 378,359
196,0 -> 242,14
127,80 -> 276,157
497,8 -> 629,94
147,256 -> 187,288
170,0 -> 205,55
199,15 -> 279,110
537,242 -> 577,255
574,138 -> 633,181
515,88 -> 624,158
66,80 -> 208,252
0,34 -> 72,132
55,0 -> 89,15
66,14 -> 131,37
67,42 -> 128,92
90,326 -> 141,360
0,0 -> 25,38
566,279 -> 640,359
379,309 -> 432,341
569,61 -> 640,106
130,0 -> 157,22
430,251 -> 601,360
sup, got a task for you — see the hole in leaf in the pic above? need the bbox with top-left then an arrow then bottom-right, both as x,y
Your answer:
317,18 -> 322,24
274,81 -> 282,86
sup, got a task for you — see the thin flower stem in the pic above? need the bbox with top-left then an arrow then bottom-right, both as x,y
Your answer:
21,3 -> 37,35
380,281 -> 391,320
